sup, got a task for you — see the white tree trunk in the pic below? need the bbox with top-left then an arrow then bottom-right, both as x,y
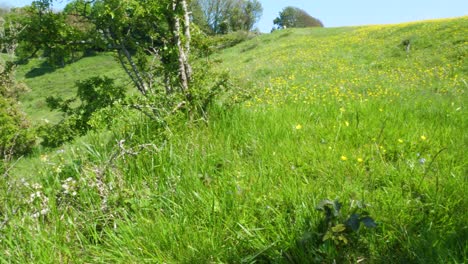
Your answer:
172,0 -> 192,97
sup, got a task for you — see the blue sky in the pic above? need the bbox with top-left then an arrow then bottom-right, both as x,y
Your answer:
1,0 -> 466,32
258,0 -> 467,32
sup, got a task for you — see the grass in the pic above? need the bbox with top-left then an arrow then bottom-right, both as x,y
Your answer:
2,17 -> 467,262
15,53 -> 126,123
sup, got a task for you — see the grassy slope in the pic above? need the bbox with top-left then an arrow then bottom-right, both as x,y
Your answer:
3,17 -> 467,262
16,53 -> 126,123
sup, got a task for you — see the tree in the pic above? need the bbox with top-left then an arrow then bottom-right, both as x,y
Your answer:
227,0 -> 262,32
191,0 -> 232,34
191,0 -> 262,34
273,6 -> 323,29
4,0 -> 98,66
87,0 -> 193,98
12,1 -> 69,64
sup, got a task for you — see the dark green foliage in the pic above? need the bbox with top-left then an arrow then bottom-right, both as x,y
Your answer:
273,6 -> 323,29
0,97 -> 35,162
39,76 -> 126,147
5,1 -> 98,66
314,199 -> 376,260
0,61 -> 35,165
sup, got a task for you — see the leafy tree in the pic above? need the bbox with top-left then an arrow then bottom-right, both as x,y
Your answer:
273,6 -> 323,29
62,0 -> 103,55
87,0 -> 193,97
227,0 -> 262,32
5,1 -> 97,66
191,0 -> 262,34
63,0 -> 93,16
21,0 -> 230,143
12,2 -> 66,63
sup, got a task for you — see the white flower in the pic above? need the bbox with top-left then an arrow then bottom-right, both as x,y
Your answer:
40,208 -> 50,215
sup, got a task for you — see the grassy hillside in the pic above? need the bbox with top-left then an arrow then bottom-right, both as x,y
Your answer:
3,17 -> 467,263
16,53 -> 126,123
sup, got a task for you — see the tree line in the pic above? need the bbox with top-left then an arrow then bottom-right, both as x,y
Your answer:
0,1 -> 324,65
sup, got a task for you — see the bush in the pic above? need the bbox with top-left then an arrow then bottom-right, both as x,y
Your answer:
39,76 -> 126,148
0,97 -> 35,162
0,60 -> 35,166
212,30 -> 259,50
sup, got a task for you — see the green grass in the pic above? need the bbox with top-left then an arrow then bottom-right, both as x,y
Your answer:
2,17 -> 467,262
16,53 -> 126,123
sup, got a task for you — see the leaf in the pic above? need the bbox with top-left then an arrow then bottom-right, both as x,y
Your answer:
323,231 -> 332,241
338,235 -> 348,244
360,216 -> 377,228
346,214 -> 360,231
331,224 -> 346,233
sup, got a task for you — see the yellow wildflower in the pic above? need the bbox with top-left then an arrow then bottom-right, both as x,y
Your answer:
40,155 -> 48,162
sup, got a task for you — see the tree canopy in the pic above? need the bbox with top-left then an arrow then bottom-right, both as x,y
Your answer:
191,0 -> 263,34
273,6 -> 323,29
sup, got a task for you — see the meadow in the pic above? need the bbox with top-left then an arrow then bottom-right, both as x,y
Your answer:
1,17 -> 467,262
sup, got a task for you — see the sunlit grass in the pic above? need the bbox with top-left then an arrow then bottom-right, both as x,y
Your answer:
2,17 -> 467,262
15,53 -> 126,123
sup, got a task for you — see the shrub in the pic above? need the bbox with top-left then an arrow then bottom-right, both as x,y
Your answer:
212,30 -> 259,50
0,60 -> 35,166
39,76 -> 126,148
0,97 -> 35,162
